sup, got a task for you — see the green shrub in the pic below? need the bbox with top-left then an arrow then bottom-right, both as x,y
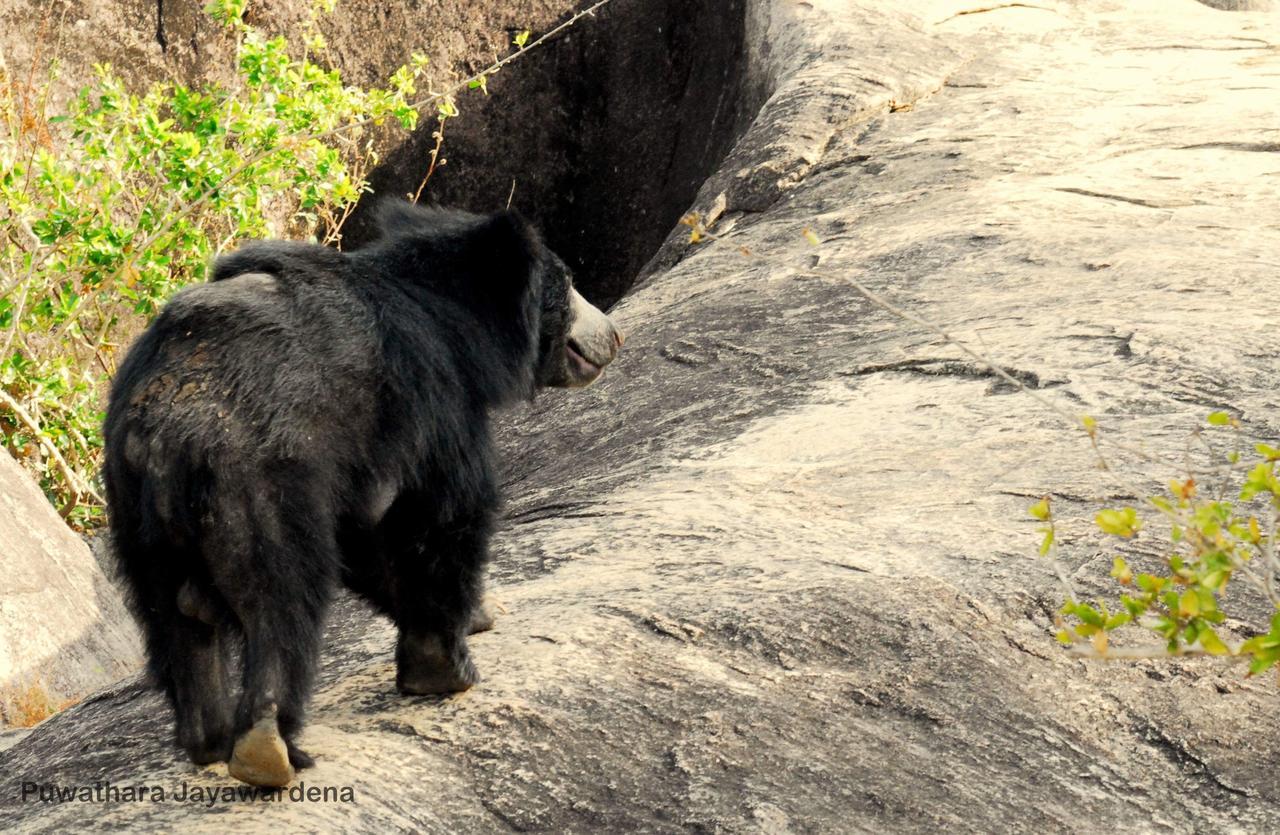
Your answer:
0,0 -> 433,525
1036,412 -> 1280,678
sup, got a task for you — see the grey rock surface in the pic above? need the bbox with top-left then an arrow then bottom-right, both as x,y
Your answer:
1198,0 -> 1275,11
4,0 -> 1280,831
0,451 -> 141,729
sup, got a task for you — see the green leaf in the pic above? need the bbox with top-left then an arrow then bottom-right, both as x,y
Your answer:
1240,636 -> 1264,654
1104,612 -> 1131,631
1207,411 -> 1231,426
1096,507 -> 1141,538
1201,569 -> 1228,591
1071,603 -> 1104,628
1247,647 -> 1280,676
513,29 -> 531,49
1028,498 -> 1051,521
1241,462 -> 1280,500
1120,594 -> 1148,617
1257,443 -> 1280,461
1145,615 -> 1179,640
1178,591 -> 1200,617
1197,626 -> 1230,656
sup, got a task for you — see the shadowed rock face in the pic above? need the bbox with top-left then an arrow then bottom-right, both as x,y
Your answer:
6,0 -> 1280,831
338,0 -> 773,310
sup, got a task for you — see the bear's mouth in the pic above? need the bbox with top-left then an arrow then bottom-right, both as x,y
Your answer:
565,339 -> 604,386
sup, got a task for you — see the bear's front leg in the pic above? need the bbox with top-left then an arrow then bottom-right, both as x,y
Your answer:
396,628 -> 480,695
385,499 -> 492,695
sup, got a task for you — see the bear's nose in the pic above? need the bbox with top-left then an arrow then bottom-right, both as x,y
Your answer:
568,287 -> 624,367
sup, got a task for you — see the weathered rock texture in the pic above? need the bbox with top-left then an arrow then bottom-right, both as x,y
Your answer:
0,452 -> 140,729
4,0 -> 1280,831
0,0 -> 578,142
1198,0 -> 1275,11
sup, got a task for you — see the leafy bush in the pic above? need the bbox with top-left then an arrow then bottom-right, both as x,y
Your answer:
0,0 -> 432,524
1035,412 -> 1280,678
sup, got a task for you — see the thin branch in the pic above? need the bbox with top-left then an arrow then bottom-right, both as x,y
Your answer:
1265,504 -> 1279,607
1067,644 -> 1237,660
0,388 -> 102,507
1043,523 -> 1080,602
412,120 -> 448,204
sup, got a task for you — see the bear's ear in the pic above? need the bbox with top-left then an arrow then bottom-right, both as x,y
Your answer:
464,210 -> 542,292
474,209 -> 539,259
374,199 -> 435,240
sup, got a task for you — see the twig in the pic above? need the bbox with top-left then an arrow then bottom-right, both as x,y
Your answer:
0,388 -> 101,507
1042,522 -> 1080,603
1067,644 -> 1239,660
412,121 -> 448,204
1265,505 -> 1279,607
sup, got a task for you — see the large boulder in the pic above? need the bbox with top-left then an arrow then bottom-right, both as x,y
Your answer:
3,0 -> 1280,830
0,452 -> 140,729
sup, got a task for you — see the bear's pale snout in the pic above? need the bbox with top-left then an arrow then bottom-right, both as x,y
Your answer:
563,287 -> 624,387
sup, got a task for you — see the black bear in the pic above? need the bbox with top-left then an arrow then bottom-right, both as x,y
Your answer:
102,203 -> 623,787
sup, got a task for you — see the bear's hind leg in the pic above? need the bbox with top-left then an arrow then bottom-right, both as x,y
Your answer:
223,593 -> 328,787
121,551 -> 235,766
211,493 -> 335,787
467,595 -> 500,634
169,615 -> 236,765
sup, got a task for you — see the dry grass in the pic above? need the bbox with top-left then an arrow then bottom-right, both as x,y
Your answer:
0,678 -> 78,728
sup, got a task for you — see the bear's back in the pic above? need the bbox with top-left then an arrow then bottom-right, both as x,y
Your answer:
107,254 -> 380,467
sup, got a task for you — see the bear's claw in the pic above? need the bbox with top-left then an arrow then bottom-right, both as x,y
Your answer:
468,597 -> 501,634
287,739 -> 315,770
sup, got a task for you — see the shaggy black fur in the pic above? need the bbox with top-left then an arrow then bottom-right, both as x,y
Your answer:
103,204 -> 576,769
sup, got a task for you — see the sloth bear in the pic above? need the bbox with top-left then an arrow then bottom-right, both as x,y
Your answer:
103,203 -> 623,787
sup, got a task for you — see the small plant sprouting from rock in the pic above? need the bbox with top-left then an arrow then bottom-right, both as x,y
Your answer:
1035,412 -> 1280,677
